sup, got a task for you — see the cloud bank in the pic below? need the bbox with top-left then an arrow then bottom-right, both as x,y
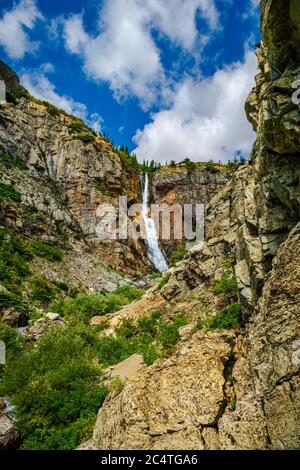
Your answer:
133,49 -> 257,163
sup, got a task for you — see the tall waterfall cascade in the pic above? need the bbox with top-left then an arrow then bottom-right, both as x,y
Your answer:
141,173 -> 168,273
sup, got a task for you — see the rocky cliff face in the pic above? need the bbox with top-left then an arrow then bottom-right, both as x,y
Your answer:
151,164 -> 234,256
88,0 -> 300,450
0,75 -> 153,279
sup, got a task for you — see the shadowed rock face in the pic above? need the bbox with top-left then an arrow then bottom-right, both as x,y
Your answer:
86,1 -> 300,450
0,60 -> 20,92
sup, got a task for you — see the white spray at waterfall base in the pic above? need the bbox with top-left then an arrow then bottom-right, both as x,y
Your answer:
141,173 -> 168,273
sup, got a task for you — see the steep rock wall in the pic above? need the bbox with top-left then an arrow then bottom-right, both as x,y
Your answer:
88,0 -> 300,450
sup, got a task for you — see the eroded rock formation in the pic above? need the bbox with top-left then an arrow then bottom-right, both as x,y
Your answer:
87,0 -> 300,450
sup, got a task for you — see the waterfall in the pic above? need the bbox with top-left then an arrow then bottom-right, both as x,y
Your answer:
141,173 -> 168,273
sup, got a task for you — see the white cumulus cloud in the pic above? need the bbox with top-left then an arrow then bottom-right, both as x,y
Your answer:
21,68 -> 103,133
63,0 -> 219,108
0,0 -> 43,59
133,49 -> 258,163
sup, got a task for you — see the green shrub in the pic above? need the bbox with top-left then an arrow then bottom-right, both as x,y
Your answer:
0,182 -> 21,203
149,273 -> 161,279
95,182 -> 114,197
29,241 -> 63,262
212,268 -> 237,296
27,203 -> 38,214
0,308 -> 187,449
68,119 -> 96,144
31,277 -> 56,305
117,148 -> 140,172
201,303 -> 242,331
46,104 -> 61,116
205,162 -> 221,174
182,158 -> 196,173
52,285 -> 143,322
0,153 -> 27,170
99,312 -> 186,367
6,88 -> 30,104
156,273 -> 171,291
170,248 -> 187,265
0,325 -> 108,450
0,231 -> 32,290
76,132 -> 95,144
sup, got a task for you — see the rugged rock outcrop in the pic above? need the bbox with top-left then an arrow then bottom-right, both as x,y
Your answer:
88,0 -> 300,450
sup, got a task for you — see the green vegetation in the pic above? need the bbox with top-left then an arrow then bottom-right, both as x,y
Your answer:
0,230 -> 66,311
156,273 -> 171,291
52,285 -> 143,322
0,152 -> 27,170
68,118 -> 96,145
116,146 -> 140,172
140,158 -> 162,174
182,157 -> 197,173
0,230 -> 32,310
0,323 -> 108,450
212,268 -> 237,296
0,182 -> 21,203
0,304 -> 187,449
76,132 -> 96,144
31,277 -> 57,306
29,241 -> 63,262
95,181 -> 115,197
6,88 -> 71,120
226,374 -> 236,385
205,162 -> 221,174
149,272 -> 162,279
98,311 -> 188,367
230,399 -> 237,411
198,303 -> 242,331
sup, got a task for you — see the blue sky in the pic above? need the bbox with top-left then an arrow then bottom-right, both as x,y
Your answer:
0,0 -> 260,163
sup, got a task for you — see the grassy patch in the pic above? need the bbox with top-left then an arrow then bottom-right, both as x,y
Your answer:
95,182 -> 115,197
68,119 -> 96,144
99,311 -> 187,367
0,182 -> 21,203
170,245 -> 187,265
0,304 -> 187,449
156,273 -> 171,291
198,303 -> 242,331
0,324 -> 108,450
212,268 -> 237,296
29,241 -> 63,262
116,147 -> 140,172
31,277 -> 57,306
0,230 -> 67,311
205,162 -> 221,174
52,285 -> 143,322
0,152 -> 27,170
76,132 -> 95,144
